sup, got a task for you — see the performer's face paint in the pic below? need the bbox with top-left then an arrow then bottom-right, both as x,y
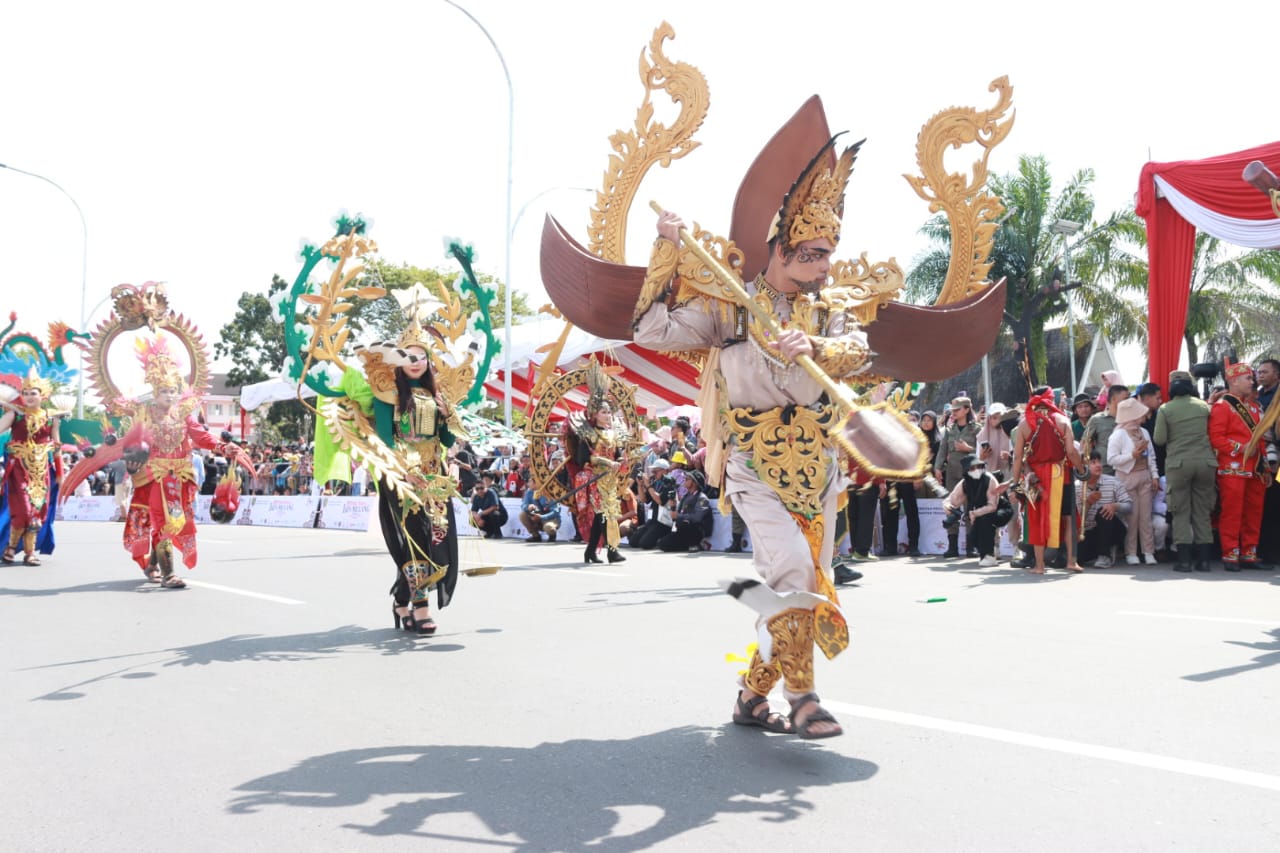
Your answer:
19,387 -> 44,407
154,385 -> 181,412
781,238 -> 834,294
402,346 -> 430,379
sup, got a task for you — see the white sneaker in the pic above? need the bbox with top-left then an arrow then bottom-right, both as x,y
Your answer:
1094,556 -> 1113,569
978,555 -> 997,567
1125,554 -> 1140,566
1142,553 -> 1158,565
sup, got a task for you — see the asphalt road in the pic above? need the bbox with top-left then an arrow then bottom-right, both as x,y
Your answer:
2,521 -> 1278,852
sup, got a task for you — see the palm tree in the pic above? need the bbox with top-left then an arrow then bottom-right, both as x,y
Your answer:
1084,210 -> 1280,369
907,154 -> 1144,392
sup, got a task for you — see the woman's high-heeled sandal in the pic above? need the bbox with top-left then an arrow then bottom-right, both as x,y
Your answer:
392,603 -> 413,630
411,606 -> 437,636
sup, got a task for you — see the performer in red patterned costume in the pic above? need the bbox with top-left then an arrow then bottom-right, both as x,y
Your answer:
0,370 -> 62,566
1209,361 -> 1267,571
1010,387 -> 1084,574
63,336 -> 252,587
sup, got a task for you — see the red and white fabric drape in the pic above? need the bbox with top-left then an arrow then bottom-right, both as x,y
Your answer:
1136,140 -> 1280,390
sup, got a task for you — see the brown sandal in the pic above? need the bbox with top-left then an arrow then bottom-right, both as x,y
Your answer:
1,548 -> 15,565
788,693 -> 843,740
161,576 -> 187,589
732,693 -> 793,733
22,555 -> 41,566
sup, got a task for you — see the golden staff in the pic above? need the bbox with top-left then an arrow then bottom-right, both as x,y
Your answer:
649,200 -> 935,483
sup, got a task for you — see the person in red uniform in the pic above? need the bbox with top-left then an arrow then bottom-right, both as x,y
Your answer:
0,370 -> 62,566
62,337 -> 252,587
1208,361 -> 1267,571
1010,387 -> 1084,574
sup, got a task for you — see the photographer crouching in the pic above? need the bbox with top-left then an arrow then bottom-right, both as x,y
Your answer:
941,455 -> 1012,567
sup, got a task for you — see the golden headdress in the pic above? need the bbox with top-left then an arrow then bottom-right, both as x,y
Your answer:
766,134 -> 862,250
21,366 -> 53,398
355,283 -> 445,369
584,356 -> 611,415
135,335 -> 186,390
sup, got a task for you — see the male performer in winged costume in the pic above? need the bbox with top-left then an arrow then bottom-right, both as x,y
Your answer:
633,140 -> 871,739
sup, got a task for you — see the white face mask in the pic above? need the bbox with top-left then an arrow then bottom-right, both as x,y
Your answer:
967,469 -> 984,480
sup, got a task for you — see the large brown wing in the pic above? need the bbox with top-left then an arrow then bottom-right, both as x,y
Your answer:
729,95 -> 834,279
540,215 -> 643,341
864,279 -> 1007,381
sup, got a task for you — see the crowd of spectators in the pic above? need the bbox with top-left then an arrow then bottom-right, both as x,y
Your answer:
908,358 -> 1280,574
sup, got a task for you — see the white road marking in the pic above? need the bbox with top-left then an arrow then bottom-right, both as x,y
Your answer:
544,568 -> 627,577
1117,610 -> 1275,626
825,700 -> 1280,792
183,580 -> 305,605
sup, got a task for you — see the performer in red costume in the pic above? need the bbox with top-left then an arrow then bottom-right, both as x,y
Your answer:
63,336 -> 252,587
1209,361 -> 1267,571
1010,387 -> 1084,574
0,370 -> 62,565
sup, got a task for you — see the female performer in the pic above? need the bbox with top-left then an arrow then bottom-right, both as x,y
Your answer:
0,370 -> 61,566
314,314 -> 465,635
564,363 -> 630,565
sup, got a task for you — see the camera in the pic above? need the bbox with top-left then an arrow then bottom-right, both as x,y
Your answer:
1190,362 -> 1221,380
941,505 -> 964,530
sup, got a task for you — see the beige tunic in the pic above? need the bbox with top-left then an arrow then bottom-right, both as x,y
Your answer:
635,285 -> 868,595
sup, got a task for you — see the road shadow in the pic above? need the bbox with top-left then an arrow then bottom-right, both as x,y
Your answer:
1183,627 -> 1280,683
0,578 -> 153,597
573,586 -> 726,610
222,548 -> 389,563
26,624 -> 478,701
957,566 -> 1075,587
228,726 -> 877,850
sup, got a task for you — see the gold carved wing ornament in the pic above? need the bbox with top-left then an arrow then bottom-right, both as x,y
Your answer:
537,21 -> 713,394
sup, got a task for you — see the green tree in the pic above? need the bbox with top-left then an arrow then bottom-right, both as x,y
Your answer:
906,154 -> 1141,392
358,259 -> 534,341
214,274 -> 312,441
1096,220 -> 1280,367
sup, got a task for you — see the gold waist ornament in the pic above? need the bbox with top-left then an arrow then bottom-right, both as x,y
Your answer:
724,403 -> 837,517
10,440 -> 53,507
141,456 -> 193,486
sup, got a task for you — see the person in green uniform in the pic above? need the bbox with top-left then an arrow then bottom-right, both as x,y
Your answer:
1153,370 -> 1217,572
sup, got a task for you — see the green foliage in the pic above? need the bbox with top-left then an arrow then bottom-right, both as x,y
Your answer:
1180,233 -> 1280,364
359,259 -> 534,342
214,275 -> 290,387
907,154 -> 1144,392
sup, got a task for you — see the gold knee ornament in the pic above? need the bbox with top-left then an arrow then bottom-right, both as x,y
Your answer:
767,607 -> 817,694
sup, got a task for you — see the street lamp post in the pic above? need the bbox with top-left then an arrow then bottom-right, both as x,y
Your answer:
510,186 -> 593,239
442,1 -> 514,426
1051,218 -> 1083,397
0,162 -> 89,417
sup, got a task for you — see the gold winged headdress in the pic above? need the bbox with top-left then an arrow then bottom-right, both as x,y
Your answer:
766,135 -> 861,251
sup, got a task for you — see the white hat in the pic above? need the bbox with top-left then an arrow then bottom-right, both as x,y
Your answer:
651,458 -> 671,470
987,402 -> 1009,417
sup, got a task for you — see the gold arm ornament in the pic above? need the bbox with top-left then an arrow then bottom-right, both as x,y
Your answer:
649,201 -> 930,481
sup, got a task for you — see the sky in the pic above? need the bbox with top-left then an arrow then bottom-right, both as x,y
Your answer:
2,0 -> 1276,390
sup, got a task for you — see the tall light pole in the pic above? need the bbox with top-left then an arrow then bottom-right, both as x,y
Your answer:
1051,218 -> 1083,397
442,0 -> 514,426
0,162 -> 88,417
510,186 -> 593,239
